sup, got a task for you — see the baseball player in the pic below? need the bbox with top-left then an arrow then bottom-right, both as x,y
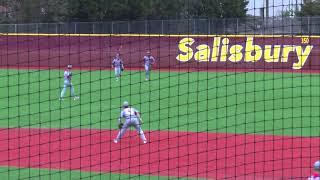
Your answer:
308,161 -> 320,180
143,51 -> 155,81
113,101 -> 147,144
59,64 -> 79,100
112,53 -> 124,81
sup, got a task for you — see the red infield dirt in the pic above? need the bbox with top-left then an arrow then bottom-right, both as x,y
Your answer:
0,128 -> 318,179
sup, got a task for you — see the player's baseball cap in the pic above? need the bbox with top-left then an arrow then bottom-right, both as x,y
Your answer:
122,101 -> 129,107
314,161 -> 320,170
67,64 -> 72,69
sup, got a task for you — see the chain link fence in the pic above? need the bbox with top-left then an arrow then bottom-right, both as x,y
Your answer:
0,17 -> 318,35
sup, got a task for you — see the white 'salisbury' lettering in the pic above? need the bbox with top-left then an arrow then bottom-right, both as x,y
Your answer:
176,37 -> 313,70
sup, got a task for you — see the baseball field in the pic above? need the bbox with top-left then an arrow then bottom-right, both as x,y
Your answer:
0,34 -> 319,179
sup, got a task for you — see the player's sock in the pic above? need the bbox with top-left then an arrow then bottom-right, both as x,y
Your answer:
116,128 -> 127,140
139,130 -> 147,142
70,86 -> 75,96
60,87 -> 66,98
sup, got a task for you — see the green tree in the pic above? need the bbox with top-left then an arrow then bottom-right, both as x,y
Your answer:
221,0 -> 248,18
298,0 -> 320,16
107,0 -> 146,20
187,0 -> 248,18
1,0 -> 69,22
40,0 -> 69,22
0,0 -> 250,23
144,0 -> 182,19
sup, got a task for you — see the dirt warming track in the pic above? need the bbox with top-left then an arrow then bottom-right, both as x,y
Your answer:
0,34 -> 320,71
0,128 -> 318,179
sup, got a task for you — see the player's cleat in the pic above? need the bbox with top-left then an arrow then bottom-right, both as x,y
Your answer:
73,96 -> 79,100
113,139 -> 118,144
143,140 -> 147,144
59,97 -> 64,101
145,78 -> 149,81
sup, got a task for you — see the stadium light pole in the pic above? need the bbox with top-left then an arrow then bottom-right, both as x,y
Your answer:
265,0 -> 269,18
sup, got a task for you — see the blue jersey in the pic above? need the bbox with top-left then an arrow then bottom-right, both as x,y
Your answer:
143,55 -> 155,66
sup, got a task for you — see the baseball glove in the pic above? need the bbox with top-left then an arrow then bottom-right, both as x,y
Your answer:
118,122 -> 123,129
121,67 -> 124,71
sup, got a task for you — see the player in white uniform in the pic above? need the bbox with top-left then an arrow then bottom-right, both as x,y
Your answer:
143,51 -> 155,81
111,53 -> 124,81
308,161 -> 320,180
114,101 -> 147,144
59,64 -> 79,100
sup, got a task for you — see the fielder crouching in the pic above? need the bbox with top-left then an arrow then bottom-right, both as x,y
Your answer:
114,101 -> 147,144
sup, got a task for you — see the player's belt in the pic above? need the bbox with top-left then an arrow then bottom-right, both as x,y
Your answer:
126,116 -> 137,119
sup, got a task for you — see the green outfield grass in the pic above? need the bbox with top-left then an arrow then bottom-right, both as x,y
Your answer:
0,166 -> 188,180
1,69 -> 320,136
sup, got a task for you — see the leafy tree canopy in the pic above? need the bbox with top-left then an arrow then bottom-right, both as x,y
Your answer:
0,0 -> 249,23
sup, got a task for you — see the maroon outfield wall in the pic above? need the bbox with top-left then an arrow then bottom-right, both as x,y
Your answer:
0,34 -> 319,71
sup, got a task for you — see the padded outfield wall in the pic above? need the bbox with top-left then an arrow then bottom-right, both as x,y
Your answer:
0,33 -> 318,71
1,33 -> 320,179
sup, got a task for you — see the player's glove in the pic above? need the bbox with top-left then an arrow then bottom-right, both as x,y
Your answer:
121,67 -> 124,71
118,122 -> 123,129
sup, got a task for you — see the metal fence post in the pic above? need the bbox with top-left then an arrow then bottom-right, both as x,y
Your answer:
308,17 -> 310,34
128,21 -> 130,33
236,18 -> 239,34
74,23 -> 77,34
111,21 -> 114,34
208,19 -> 210,34
161,20 -> 164,34
224,19 -> 226,34
290,17 -> 293,35
36,23 -> 39,33
145,20 -> 147,34
92,23 -> 95,34
193,19 -> 196,34
14,24 -> 17,33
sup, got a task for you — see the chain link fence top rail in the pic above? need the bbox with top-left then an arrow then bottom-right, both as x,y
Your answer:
0,17 -> 318,35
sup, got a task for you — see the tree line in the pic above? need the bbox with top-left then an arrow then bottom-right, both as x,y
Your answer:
0,0 -> 248,23
298,0 -> 320,16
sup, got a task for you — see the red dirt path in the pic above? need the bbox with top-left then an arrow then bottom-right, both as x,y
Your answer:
0,128 -> 318,179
